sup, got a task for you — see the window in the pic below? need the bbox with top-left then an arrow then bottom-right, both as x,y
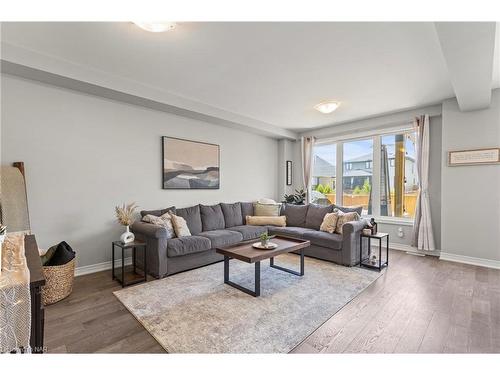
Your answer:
311,143 -> 336,204
380,132 -> 418,218
310,128 -> 418,220
343,139 -> 373,215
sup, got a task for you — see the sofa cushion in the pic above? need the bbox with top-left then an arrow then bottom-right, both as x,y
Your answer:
228,225 -> 267,240
333,204 -> 363,216
240,202 -> 254,224
305,204 -> 334,230
200,204 -> 225,231
254,202 -> 281,217
283,204 -> 309,227
167,235 -> 212,257
267,226 -> 316,239
246,215 -> 286,227
220,202 -> 243,228
198,230 -> 243,248
302,231 -> 343,250
140,206 -> 176,218
176,205 -> 203,235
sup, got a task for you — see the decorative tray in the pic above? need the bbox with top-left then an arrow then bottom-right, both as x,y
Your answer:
252,242 -> 278,250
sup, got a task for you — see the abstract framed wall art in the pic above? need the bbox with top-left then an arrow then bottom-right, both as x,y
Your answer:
162,137 -> 220,189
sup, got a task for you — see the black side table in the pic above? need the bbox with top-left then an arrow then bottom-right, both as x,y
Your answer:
112,240 -> 147,287
359,232 -> 389,271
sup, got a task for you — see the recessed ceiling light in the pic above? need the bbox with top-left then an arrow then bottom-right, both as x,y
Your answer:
314,101 -> 340,114
133,22 -> 177,33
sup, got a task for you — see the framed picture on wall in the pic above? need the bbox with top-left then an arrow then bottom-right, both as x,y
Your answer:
286,160 -> 293,186
162,136 -> 220,189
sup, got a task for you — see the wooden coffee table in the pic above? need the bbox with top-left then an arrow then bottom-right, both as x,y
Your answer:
216,236 -> 310,297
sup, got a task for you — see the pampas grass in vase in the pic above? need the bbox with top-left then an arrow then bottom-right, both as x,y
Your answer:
115,202 -> 138,244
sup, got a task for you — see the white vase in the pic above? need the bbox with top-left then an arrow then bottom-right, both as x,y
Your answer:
120,226 -> 135,244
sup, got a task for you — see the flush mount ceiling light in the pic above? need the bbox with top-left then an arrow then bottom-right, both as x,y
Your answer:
314,101 -> 340,114
133,22 -> 177,32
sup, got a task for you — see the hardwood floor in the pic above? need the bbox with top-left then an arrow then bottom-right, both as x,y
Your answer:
44,250 -> 500,353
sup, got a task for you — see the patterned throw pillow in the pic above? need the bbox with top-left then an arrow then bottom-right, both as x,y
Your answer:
142,212 -> 175,239
319,212 -> 339,234
335,210 -> 360,235
169,212 -> 192,237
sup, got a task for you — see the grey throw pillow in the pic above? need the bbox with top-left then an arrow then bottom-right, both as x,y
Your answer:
305,204 -> 334,230
176,205 -> 203,235
283,204 -> 309,227
200,204 -> 226,231
220,202 -> 243,228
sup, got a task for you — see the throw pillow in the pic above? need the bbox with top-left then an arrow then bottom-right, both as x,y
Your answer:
246,215 -> 286,227
254,203 -> 281,217
46,241 -> 76,266
335,210 -> 360,235
169,212 -> 192,237
142,212 -> 175,239
40,244 -> 58,266
319,212 -> 340,234
332,204 -> 363,216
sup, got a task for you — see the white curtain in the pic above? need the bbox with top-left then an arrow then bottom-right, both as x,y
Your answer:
301,136 -> 315,203
412,115 -> 435,251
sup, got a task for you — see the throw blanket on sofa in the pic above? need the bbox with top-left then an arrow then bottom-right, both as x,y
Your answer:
0,232 -> 31,353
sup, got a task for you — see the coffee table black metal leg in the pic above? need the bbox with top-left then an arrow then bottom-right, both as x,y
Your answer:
269,251 -> 304,276
224,256 -> 260,297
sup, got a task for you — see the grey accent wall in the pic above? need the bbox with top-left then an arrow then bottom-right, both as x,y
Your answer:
1,74 -> 279,268
441,89 -> 500,262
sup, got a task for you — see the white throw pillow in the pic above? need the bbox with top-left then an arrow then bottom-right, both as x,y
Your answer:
258,198 -> 277,205
319,212 -> 339,234
169,212 -> 192,237
142,212 -> 176,238
335,210 -> 360,235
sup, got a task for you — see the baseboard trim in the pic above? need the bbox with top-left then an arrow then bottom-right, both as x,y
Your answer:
372,242 -> 441,257
75,257 -> 132,276
439,252 -> 500,270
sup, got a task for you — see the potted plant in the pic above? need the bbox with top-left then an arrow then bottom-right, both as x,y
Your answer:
115,202 -> 138,244
283,188 -> 306,205
259,233 -> 273,248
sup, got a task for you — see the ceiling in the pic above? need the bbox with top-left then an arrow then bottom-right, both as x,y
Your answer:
1,22 -> 499,135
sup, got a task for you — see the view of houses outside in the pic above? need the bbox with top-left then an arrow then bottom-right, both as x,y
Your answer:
311,131 -> 418,218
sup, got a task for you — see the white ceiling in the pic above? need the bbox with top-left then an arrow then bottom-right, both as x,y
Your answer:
1,22 -> 499,133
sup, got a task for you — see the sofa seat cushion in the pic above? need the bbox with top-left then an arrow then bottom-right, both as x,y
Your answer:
198,230 -> 243,248
228,225 -> 267,240
267,226 -> 316,239
167,236 -> 212,257
302,231 -> 343,250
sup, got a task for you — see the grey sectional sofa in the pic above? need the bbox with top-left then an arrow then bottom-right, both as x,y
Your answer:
131,202 -> 366,279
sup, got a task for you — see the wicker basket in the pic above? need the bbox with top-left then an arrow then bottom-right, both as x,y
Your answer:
41,258 -> 75,305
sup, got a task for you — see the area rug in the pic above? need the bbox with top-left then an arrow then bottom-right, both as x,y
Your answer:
114,254 -> 381,353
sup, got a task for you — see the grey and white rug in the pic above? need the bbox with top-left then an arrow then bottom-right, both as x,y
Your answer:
114,254 -> 381,353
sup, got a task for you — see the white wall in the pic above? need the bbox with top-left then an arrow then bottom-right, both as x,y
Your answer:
1,74 -> 279,268
441,89 -> 500,262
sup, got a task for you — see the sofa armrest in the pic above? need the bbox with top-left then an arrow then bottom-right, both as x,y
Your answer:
341,219 -> 368,266
131,221 -> 168,239
131,221 -> 169,278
